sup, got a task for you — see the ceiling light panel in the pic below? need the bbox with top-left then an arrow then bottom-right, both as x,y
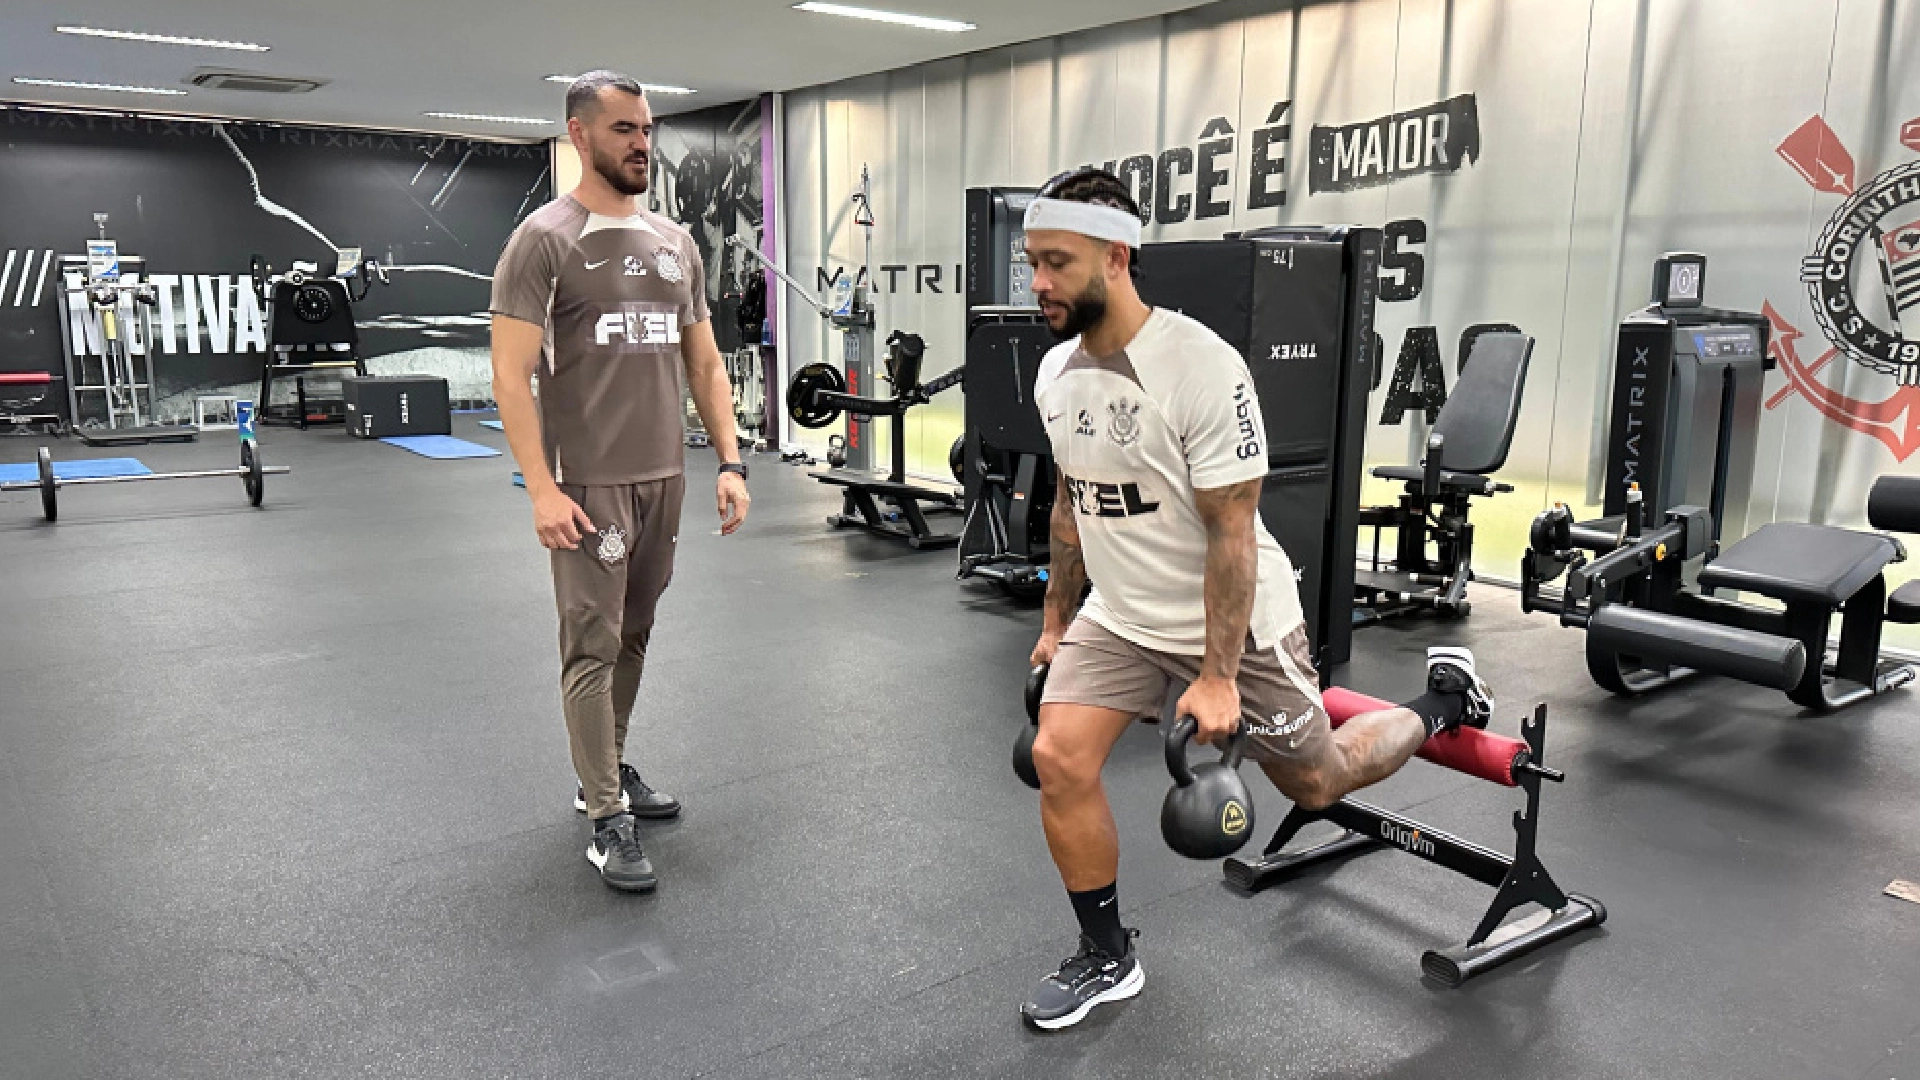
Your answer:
56,26 -> 270,51
13,77 -> 188,95
792,3 -> 975,32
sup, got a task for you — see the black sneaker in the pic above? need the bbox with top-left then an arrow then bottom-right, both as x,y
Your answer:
1427,646 -> 1494,729
573,763 -> 681,819
1020,931 -> 1144,1031
586,813 -> 657,892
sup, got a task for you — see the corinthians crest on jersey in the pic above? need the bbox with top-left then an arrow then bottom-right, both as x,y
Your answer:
653,246 -> 685,285
1108,398 -> 1143,447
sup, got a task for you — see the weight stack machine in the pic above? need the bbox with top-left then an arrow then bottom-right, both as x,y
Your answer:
1136,227 -> 1382,669
958,188 -> 1053,598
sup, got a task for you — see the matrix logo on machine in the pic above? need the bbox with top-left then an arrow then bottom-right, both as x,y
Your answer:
1771,114 -> 1920,459
593,307 -> 681,347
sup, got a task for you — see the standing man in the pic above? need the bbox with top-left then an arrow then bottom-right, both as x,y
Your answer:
491,71 -> 750,893
1019,168 -> 1494,1028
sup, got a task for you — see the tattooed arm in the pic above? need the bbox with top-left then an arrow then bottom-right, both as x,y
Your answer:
1032,468 -> 1087,666
1178,477 -> 1262,743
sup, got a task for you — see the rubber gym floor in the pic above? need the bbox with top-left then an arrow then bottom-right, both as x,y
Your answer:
2,419 -> 1917,1080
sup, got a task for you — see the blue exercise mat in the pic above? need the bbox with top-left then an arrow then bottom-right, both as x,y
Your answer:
380,436 -> 501,460
477,420 -> 504,430
0,457 -> 150,483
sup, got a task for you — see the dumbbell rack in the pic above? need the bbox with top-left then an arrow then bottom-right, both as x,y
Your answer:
54,257 -> 190,444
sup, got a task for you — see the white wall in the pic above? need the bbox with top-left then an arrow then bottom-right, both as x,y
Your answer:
783,0 -> 1920,638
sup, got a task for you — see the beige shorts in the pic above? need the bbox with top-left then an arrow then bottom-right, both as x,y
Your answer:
1040,617 -> 1333,765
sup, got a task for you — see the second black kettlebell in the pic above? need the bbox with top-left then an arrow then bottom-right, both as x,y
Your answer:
1160,716 -> 1255,859
1013,663 -> 1046,789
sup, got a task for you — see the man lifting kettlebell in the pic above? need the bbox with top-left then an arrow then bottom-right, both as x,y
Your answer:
1017,167 -> 1496,1031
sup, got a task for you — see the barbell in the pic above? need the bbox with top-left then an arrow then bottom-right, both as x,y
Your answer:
4,442 -> 288,522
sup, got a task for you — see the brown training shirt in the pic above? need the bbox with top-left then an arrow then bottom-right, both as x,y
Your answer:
490,195 -> 710,486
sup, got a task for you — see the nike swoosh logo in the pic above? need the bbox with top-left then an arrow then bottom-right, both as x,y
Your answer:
584,259 -> 610,270
1098,897 -> 1115,907
1047,412 -> 1063,422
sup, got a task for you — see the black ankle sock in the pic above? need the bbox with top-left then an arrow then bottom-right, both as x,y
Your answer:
1068,882 -> 1128,957
1401,689 -> 1466,738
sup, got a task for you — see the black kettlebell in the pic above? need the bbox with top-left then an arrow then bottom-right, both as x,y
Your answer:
1012,664 -> 1046,790
1160,717 -> 1255,859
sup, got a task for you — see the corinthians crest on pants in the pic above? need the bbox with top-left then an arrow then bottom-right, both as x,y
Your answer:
1770,113 -> 1920,460
595,525 -> 628,564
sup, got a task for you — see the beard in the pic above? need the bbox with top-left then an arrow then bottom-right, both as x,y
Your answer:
591,143 -> 649,196
1044,276 -> 1109,341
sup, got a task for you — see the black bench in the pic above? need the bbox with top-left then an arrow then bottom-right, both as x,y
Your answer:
1357,331 -> 1533,619
1524,474 -> 1920,712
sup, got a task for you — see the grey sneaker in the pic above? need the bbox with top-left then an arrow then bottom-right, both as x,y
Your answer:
1427,646 -> 1494,729
586,813 -> 657,892
1020,931 -> 1144,1031
573,763 -> 681,819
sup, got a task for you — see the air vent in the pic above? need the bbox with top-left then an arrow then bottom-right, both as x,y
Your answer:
188,69 -> 327,94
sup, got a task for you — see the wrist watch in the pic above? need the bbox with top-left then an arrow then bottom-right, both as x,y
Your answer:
719,462 -> 749,480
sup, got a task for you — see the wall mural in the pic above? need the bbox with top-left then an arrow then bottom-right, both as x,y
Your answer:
0,107 -> 550,421
649,98 -> 767,355
781,0 -> 1920,650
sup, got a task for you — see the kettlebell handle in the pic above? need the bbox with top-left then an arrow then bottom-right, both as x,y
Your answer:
1025,664 -> 1049,725
1165,716 -> 1247,787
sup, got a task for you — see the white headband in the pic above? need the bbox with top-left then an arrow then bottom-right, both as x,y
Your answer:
1023,196 -> 1143,248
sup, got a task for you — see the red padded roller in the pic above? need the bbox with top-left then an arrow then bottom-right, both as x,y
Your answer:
1322,686 -> 1526,787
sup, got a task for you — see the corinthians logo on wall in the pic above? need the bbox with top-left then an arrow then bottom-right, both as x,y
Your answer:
1769,114 -> 1920,459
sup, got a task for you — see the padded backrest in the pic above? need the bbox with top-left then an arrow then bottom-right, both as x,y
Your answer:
1868,475 -> 1920,534
884,333 -> 926,392
1432,332 -> 1533,475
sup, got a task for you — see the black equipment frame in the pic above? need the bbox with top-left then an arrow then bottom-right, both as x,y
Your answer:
799,331 -> 966,549
956,307 -> 1054,598
1224,705 -> 1605,986
1522,502 -> 1916,711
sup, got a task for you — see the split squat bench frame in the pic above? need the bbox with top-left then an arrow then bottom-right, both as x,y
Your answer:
1224,687 -> 1605,987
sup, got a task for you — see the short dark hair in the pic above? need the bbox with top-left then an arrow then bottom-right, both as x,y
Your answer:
1037,166 -> 1144,270
566,70 -> 644,121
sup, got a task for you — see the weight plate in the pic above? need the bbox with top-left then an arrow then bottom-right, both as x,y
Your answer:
38,446 -> 56,522
292,285 -> 333,323
787,362 -> 847,429
242,441 -> 265,506
949,435 -> 966,483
